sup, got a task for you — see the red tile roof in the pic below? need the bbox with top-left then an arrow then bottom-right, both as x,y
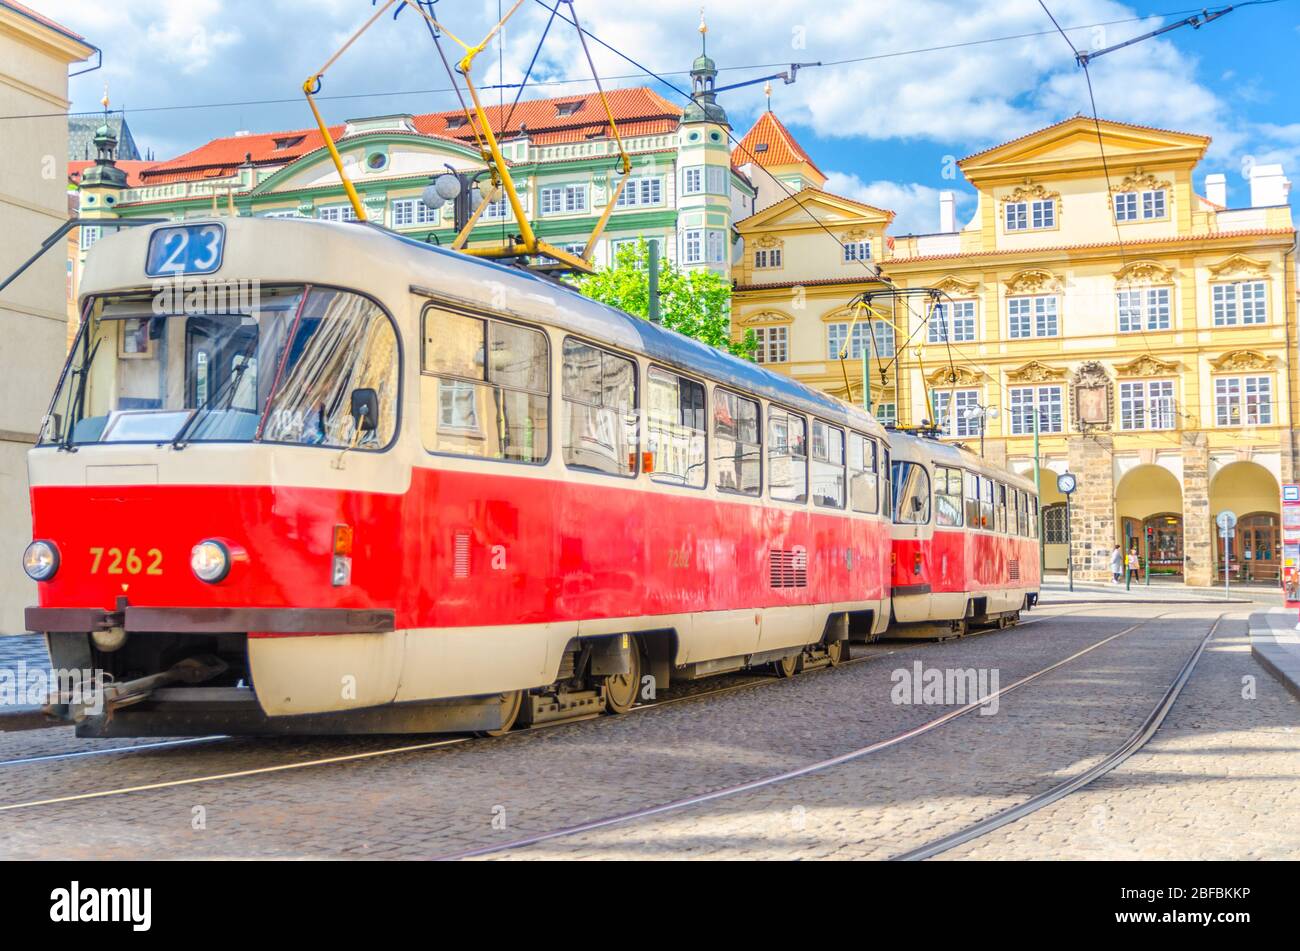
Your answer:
736,275 -> 884,291
731,111 -> 824,177
140,87 -> 682,185
68,160 -> 158,187
885,227 -> 1296,265
0,0 -> 85,41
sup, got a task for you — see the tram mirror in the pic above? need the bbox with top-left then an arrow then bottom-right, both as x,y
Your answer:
350,388 -> 379,433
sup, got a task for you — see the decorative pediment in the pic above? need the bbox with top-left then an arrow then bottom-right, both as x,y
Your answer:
999,179 -> 1061,207
926,366 -> 986,388
737,309 -> 791,327
1109,168 -> 1172,194
1114,259 -> 1174,285
1210,349 -> 1276,372
1115,354 -> 1180,377
932,274 -> 980,297
753,234 -> 785,249
1208,254 -> 1269,279
1006,360 -> 1067,383
1005,268 -> 1062,295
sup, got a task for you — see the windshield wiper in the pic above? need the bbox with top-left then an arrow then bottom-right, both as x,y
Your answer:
172,335 -> 258,449
61,336 -> 102,452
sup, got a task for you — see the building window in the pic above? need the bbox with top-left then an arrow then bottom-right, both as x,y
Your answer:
1114,189 -> 1166,222
754,247 -> 782,269
1212,281 -> 1267,326
1117,286 -> 1171,332
646,367 -> 706,488
843,240 -> 871,262
826,320 -> 893,360
540,184 -> 587,215
615,176 -> 663,208
1008,295 -> 1058,338
1119,379 -> 1176,431
706,229 -> 725,264
929,300 -> 976,343
1215,375 -> 1273,427
80,225 -> 102,250
481,196 -> 511,220
1043,503 -> 1068,544
1005,199 -> 1054,231
682,229 -> 703,264
706,166 -> 730,196
1008,385 -> 1064,434
932,388 -> 980,437
391,198 -> 439,228
875,402 -> 897,427
753,326 -> 788,364
318,205 -> 358,222
682,166 -> 703,195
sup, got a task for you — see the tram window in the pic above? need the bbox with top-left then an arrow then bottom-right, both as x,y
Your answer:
811,421 -> 846,508
647,367 -> 706,487
964,471 -> 980,528
891,460 -> 931,524
848,432 -> 879,514
980,478 -> 994,530
1010,488 -> 1021,535
420,307 -> 550,464
1030,496 -> 1040,539
882,447 -> 892,515
562,338 -> 637,477
996,484 -> 1008,533
713,389 -> 761,495
768,408 -> 808,503
1021,491 -> 1031,537
935,465 -> 963,527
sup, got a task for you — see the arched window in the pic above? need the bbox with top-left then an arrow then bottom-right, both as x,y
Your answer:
1043,503 -> 1068,544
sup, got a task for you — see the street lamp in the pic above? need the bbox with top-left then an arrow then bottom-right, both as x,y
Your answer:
962,404 -> 998,457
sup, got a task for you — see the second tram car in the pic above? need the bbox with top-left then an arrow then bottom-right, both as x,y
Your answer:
888,431 -> 1041,633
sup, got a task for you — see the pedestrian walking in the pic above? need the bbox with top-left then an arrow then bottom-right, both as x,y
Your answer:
1126,547 -> 1140,583
1110,544 -> 1123,584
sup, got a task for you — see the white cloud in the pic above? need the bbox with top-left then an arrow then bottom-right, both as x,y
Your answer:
824,172 -> 975,235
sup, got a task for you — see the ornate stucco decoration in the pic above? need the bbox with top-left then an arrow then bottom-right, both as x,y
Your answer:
1004,267 -> 1063,295
926,365 -> 986,388
1071,361 -> 1113,431
932,274 -> 980,297
753,234 -> 785,249
1115,354 -> 1180,377
1113,259 -> 1174,285
1207,254 -> 1269,279
1000,179 -> 1061,208
1209,349 -> 1276,372
737,309 -> 791,326
1109,168 -> 1172,194
1006,360 -> 1068,384
841,227 -> 871,243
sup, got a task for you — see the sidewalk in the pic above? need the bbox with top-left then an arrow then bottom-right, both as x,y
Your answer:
1249,608 -> 1300,702
1039,577 -> 1267,604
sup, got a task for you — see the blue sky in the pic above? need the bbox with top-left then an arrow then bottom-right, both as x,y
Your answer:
34,0 -> 1300,233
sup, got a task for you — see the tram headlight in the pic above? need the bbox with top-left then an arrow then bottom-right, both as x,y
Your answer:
22,540 -> 59,581
190,539 -> 231,584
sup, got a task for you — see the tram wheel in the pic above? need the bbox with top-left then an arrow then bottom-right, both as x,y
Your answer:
603,637 -> 642,715
825,639 -> 844,668
480,689 -> 524,737
773,652 -> 801,679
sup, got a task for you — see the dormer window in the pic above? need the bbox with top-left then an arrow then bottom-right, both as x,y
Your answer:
754,143 -> 769,153
273,135 -> 305,151
555,100 -> 584,117
1005,199 -> 1055,232
445,116 -> 468,130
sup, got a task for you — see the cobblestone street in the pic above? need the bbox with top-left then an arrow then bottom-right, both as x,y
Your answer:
0,600 -> 1293,860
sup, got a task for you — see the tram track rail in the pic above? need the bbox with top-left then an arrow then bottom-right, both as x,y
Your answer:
0,606 -> 1090,806
430,606 -> 1224,860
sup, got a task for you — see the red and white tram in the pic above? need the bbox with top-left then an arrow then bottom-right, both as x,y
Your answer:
888,431 -> 1041,633
24,216 -> 905,736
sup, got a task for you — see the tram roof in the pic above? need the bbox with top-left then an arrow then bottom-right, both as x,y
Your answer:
888,429 -> 1037,493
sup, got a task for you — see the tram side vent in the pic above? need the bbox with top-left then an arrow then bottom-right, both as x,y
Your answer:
453,531 -> 471,579
1009,559 -> 1020,582
769,548 -> 808,588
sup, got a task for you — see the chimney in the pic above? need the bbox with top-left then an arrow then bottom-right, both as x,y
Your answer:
1249,163 -> 1291,207
1204,173 -> 1226,208
938,190 -> 956,233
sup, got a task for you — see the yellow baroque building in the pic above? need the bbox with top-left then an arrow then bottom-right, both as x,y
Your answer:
733,115 -> 1297,586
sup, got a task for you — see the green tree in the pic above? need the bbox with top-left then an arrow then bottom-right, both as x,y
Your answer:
569,238 -> 756,360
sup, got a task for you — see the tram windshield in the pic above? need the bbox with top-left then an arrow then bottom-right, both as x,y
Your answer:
39,285 -> 399,450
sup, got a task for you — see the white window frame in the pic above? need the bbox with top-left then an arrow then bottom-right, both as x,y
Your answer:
1116,286 -> 1171,333
932,388 -> 981,438
318,204 -> 359,222
1008,385 -> 1064,435
754,247 -> 782,269
1005,198 -> 1055,232
682,166 -> 703,195
540,183 -> 587,216
615,175 -> 663,208
1008,294 -> 1058,339
843,240 -> 871,263
1119,379 -> 1176,431
682,229 -> 703,264
1212,281 -> 1267,326
753,325 -> 788,364
929,300 -> 976,343
1215,375 -> 1273,427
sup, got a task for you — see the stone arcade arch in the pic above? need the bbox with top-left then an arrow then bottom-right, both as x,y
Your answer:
1115,464 -> 1184,577
1210,461 -> 1281,584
